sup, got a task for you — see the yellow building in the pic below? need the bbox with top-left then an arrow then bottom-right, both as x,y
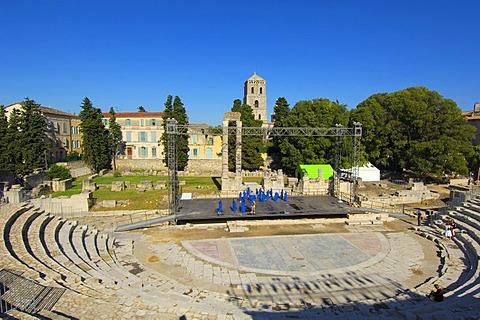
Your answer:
463,102 -> 480,145
102,112 -> 164,160
101,112 -> 223,163
187,124 -> 222,160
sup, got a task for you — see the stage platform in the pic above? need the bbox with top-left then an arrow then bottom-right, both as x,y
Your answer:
176,195 -> 367,224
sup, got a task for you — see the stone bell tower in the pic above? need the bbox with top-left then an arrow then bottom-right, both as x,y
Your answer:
243,72 -> 267,123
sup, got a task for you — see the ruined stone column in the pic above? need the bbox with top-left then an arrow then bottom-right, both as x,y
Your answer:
235,120 -> 242,180
222,119 -> 229,180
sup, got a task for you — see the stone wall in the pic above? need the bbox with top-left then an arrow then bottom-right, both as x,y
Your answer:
186,159 -> 223,176
51,178 -> 73,192
116,159 -> 167,172
24,170 -> 46,189
30,192 -> 94,214
116,158 -> 224,176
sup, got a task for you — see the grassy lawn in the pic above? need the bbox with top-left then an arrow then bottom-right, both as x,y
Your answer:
47,174 -> 261,211
93,188 -> 168,211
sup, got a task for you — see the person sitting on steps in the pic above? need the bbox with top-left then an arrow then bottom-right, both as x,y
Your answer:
427,284 -> 444,302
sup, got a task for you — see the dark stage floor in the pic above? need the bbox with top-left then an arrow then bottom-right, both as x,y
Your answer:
176,195 -> 367,224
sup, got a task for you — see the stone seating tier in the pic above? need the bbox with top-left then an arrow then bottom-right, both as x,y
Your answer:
2,202 -> 480,319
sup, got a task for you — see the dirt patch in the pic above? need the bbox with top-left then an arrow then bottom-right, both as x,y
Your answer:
148,255 -> 159,263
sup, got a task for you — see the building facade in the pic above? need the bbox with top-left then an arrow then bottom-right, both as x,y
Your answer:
102,112 -> 165,160
463,102 -> 480,145
102,112 -> 224,164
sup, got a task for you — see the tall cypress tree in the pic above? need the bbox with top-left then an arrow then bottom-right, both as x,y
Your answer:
108,107 -> 122,170
0,105 -> 8,171
228,99 -> 263,171
172,96 -> 189,170
161,95 -> 189,170
79,97 -> 112,173
161,95 -> 174,167
5,109 -> 23,174
270,97 -> 291,169
19,98 -> 48,173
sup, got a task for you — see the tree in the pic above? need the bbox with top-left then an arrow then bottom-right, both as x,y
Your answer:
18,98 -> 48,174
4,109 -> 23,174
350,87 -> 475,178
138,106 -> 146,112
468,146 -> 480,180
0,105 -> 8,171
161,95 -> 174,167
108,107 -> 122,170
161,95 -> 189,170
228,99 -> 264,171
46,164 -> 72,180
276,99 -> 349,175
270,97 -> 291,169
172,96 -> 189,170
79,97 -> 112,173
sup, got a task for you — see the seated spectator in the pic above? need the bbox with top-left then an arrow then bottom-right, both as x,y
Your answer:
427,284 -> 444,302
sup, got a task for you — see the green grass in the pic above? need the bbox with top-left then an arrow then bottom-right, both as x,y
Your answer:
47,174 -> 263,211
93,175 -> 167,184
93,188 -> 168,211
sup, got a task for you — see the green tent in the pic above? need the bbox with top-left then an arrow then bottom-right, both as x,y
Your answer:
296,164 -> 334,180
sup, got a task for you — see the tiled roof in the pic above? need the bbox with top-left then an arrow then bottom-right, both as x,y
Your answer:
4,102 -> 77,117
101,112 -> 164,118
463,110 -> 480,120
40,106 -> 77,117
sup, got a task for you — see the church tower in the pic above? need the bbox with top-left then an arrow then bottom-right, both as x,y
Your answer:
243,73 -> 267,123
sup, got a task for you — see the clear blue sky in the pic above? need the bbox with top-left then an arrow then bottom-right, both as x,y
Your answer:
1,0 -> 479,125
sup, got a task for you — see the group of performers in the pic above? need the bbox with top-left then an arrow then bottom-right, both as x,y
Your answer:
216,187 -> 288,215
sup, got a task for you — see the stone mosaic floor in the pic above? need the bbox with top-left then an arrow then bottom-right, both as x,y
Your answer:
182,233 -> 389,276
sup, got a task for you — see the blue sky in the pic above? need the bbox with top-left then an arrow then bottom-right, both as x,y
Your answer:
1,0 -> 479,125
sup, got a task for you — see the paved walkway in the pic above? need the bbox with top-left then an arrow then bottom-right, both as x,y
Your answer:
136,221 -> 436,317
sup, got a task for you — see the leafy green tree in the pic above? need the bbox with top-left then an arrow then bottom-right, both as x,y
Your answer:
19,98 -> 48,174
66,151 -> 82,161
138,106 -> 146,112
468,146 -> 480,180
277,99 -> 349,175
79,97 -> 112,173
228,99 -> 263,171
350,87 -> 475,178
270,97 -> 291,169
0,105 -> 8,171
46,164 -> 72,180
108,107 -> 122,170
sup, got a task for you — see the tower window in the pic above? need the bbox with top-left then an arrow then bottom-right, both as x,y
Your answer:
255,100 -> 259,108
251,87 -> 254,94
259,114 -> 262,120
260,87 -> 263,94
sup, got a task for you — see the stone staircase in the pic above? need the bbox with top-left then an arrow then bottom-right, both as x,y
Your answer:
1,201 -> 480,319
0,204 -> 247,319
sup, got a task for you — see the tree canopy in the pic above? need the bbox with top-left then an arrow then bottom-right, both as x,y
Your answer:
228,99 -> 264,171
273,98 -> 349,175
108,107 -> 122,170
161,95 -> 189,170
19,98 -> 49,174
349,87 -> 475,178
0,99 -> 48,175
0,105 -> 8,171
79,97 -> 112,173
